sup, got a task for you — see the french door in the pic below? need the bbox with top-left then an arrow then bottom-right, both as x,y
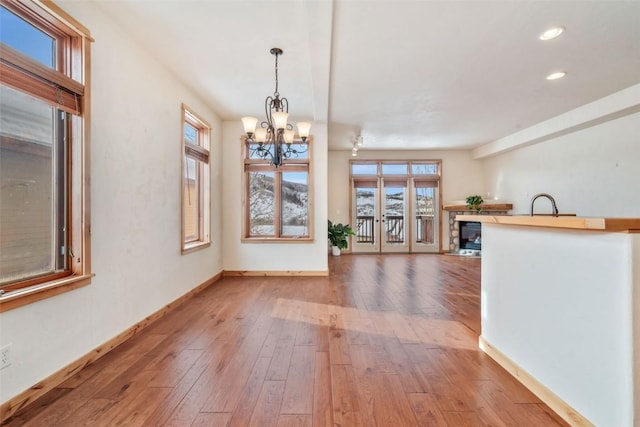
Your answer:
350,161 -> 440,254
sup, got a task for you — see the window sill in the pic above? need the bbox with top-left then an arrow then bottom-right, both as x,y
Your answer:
0,274 -> 94,313
241,237 -> 314,243
182,241 -> 211,255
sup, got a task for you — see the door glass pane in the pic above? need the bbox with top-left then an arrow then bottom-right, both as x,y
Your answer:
355,187 -> 375,243
385,187 -> 405,243
415,187 -> 435,244
381,163 -> 407,175
281,171 -> 308,237
1,85 -> 63,284
0,6 -> 56,68
183,156 -> 200,242
248,171 -> 275,236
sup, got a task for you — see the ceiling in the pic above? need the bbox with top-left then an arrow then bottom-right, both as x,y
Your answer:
95,0 -> 640,151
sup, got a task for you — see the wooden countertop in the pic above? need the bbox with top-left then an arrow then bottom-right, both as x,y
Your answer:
455,214 -> 640,232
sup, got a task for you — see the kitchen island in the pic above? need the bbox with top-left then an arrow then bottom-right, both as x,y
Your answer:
456,214 -> 640,427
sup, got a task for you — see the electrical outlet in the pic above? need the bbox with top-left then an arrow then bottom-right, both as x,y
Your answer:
1,344 -> 11,370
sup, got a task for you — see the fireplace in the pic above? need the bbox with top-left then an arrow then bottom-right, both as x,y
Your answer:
459,221 -> 481,251
443,202 -> 513,255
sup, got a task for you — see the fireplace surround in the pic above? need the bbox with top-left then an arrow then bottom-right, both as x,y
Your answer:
443,203 -> 512,253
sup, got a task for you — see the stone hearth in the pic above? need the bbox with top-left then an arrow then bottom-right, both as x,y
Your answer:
443,203 -> 512,252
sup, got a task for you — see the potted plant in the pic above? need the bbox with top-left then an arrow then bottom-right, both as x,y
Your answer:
328,220 -> 355,256
466,195 -> 484,213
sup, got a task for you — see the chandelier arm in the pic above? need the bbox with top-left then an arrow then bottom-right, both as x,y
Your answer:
248,144 -> 265,159
265,96 -> 275,128
291,144 -> 308,155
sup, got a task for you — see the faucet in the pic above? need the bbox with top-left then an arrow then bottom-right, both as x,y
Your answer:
530,193 -> 559,216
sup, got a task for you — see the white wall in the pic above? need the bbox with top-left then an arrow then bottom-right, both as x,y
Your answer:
328,149 -> 485,252
221,121 -> 328,273
481,112 -> 640,217
0,2 -> 223,402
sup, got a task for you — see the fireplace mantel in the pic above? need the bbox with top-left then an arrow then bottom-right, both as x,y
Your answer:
444,202 -> 513,252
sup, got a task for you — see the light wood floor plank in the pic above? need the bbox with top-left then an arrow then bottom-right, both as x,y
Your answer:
248,380 -> 285,427
281,345 -> 316,414
3,255 -> 569,427
312,351 -> 333,427
190,412 -> 231,427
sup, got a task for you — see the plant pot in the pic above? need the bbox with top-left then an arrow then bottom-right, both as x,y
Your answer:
331,246 -> 341,256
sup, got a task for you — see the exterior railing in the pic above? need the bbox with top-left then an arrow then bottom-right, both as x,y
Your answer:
355,215 -> 435,245
385,215 -> 404,243
355,216 -> 375,243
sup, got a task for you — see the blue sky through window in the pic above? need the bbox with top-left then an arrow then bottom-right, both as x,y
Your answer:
283,172 -> 307,185
1,6 -> 55,68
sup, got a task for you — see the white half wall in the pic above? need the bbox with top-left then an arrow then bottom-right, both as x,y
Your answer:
221,121 -> 328,273
0,2 -> 223,402
481,225 -> 638,426
328,149 -> 485,252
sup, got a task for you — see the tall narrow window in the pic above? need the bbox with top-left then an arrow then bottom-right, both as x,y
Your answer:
181,105 -> 211,253
243,139 -> 312,240
0,0 -> 91,309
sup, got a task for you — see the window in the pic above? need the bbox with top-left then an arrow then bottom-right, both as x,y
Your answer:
243,139 -> 312,240
0,0 -> 91,310
181,105 -> 211,253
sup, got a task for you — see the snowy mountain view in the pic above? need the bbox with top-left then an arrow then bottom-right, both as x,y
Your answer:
249,172 -> 308,236
248,174 -> 434,238
355,189 -> 435,217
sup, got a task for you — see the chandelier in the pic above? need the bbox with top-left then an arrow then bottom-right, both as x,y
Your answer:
241,47 -> 311,168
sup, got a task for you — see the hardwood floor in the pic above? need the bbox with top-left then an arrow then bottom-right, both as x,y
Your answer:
3,254 -> 568,426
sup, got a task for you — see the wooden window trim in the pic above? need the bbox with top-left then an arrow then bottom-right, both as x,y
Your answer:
242,137 -> 314,241
0,0 -> 92,312
0,274 -> 93,313
180,104 -> 211,254
0,45 -> 85,95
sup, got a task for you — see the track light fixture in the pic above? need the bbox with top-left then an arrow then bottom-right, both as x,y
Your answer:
351,135 -> 363,157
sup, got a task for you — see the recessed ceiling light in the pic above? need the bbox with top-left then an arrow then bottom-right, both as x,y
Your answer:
546,71 -> 567,80
539,27 -> 565,41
